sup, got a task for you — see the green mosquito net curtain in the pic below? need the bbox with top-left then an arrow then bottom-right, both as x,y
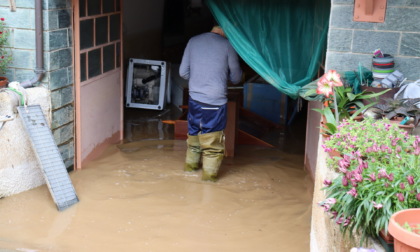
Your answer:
206,0 -> 331,100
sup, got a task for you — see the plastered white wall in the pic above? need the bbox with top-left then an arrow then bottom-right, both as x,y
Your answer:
0,87 -> 51,198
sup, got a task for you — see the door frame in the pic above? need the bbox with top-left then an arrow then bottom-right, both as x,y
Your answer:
73,0 -> 124,169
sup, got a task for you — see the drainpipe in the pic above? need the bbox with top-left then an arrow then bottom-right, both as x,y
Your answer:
21,0 -> 44,88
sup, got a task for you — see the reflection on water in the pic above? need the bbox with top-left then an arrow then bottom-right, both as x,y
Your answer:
0,106 -> 312,251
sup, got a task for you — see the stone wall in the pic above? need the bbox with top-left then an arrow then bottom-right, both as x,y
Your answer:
326,0 -> 420,82
0,0 -> 74,169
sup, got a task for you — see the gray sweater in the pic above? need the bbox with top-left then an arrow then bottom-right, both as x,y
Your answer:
179,32 -> 243,105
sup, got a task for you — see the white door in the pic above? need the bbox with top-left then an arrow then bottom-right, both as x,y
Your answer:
73,0 -> 124,169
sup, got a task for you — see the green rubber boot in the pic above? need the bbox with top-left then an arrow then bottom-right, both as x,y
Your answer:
184,134 -> 201,172
198,131 -> 225,182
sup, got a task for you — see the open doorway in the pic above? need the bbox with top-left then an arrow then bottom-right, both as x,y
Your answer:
121,0 -> 309,154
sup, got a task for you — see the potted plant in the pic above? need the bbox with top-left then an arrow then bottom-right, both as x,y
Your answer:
0,17 -> 12,88
307,70 -> 390,136
388,208 -> 420,251
367,97 -> 420,127
319,118 -> 420,245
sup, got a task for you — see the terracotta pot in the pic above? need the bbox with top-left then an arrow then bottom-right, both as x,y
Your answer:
388,208 -> 420,252
380,229 -> 394,243
0,76 -> 8,88
389,120 -> 415,134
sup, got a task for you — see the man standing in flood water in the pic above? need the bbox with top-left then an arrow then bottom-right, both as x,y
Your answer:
179,25 -> 243,181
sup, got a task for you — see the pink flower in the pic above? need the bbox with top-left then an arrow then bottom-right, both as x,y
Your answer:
316,76 -> 333,97
325,198 -> 337,204
368,173 -> 376,182
400,183 -> 405,189
325,70 -> 343,86
407,175 -> 414,185
378,169 -> 387,179
353,173 -> 363,183
416,193 -> 420,201
372,201 -> 383,209
0,18 -> 4,21
347,188 -> 358,197
323,179 -> 332,186
396,193 -> 405,202
342,176 -> 349,186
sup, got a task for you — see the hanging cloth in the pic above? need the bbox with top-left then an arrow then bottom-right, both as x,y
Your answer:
206,0 -> 330,100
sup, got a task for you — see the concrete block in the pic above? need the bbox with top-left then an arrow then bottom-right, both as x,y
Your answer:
52,104 -> 73,128
14,29 -> 35,49
58,140 -> 74,166
10,49 -> 35,69
377,7 -> 420,32
327,28 -> 352,52
15,69 -> 36,83
394,57 -> 420,81
58,9 -> 71,29
352,30 -> 399,54
47,29 -> 69,51
43,0 -> 70,10
53,122 -> 73,146
44,9 -> 58,31
325,51 -> 372,72
49,68 -> 70,90
0,87 -> 51,197
400,33 -> 420,57
47,48 -> 72,71
0,7 -> 34,29
331,0 -> 353,4
67,67 -> 73,84
15,0 -> 35,8
406,0 -> 420,7
330,5 -> 374,30
51,85 -> 73,109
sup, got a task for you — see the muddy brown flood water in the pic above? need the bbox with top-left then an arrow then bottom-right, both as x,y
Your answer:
0,140 -> 313,252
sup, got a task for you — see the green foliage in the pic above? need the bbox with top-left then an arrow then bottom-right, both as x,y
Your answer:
0,18 -> 12,74
319,119 -> 420,245
331,85 -> 389,121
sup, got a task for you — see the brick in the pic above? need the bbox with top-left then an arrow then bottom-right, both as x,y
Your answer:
330,5 -> 375,30
53,122 -> 73,145
52,104 -> 73,128
325,51 -> 373,72
328,29 -> 352,52
14,29 -> 35,49
47,29 -> 69,51
352,30 -> 399,54
49,67 -> 70,90
377,7 -> 420,32
47,48 -> 72,71
400,33 -> 420,57
394,57 -> 420,81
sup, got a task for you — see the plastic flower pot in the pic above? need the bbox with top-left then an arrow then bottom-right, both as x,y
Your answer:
388,208 -> 420,252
